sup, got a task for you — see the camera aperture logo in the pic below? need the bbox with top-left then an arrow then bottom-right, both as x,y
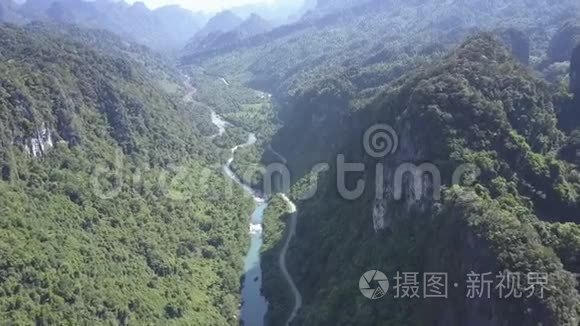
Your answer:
359,270 -> 389,300
363,124 -> 398,158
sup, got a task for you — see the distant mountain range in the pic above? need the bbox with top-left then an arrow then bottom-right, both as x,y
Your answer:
194,10 -> 243,40
316,0 -> 368,8
0,0 -> 205,50
0,0 -> 22,22
0,0 -> 368,52
184,11 -> 273,55
230,0 -> 311,24
301,0 -> 374,19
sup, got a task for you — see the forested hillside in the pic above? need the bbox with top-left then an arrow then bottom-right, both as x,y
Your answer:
0,24 -> 252,325
186,0 -> 578,99
281,35 -> 580,325
183,0 -> 580,325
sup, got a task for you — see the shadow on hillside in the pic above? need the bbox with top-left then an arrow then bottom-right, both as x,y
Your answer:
257,210 -> 295,326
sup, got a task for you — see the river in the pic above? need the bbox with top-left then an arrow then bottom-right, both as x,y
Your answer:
207,92 -> 301,326
240,202 -> 269,326
184,79 -> 272,324
213,112 -> 268,325
224,131 -> 302,326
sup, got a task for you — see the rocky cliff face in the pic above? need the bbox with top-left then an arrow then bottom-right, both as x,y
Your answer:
572,44 -> 580,95
548,20 -> 580,63
24,123 -> 54,158
365,35 -> 577,322
496,28 -> 530,65
371,34 -> 563,231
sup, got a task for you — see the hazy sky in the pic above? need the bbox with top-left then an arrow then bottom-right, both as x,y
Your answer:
125,0 -> 279,13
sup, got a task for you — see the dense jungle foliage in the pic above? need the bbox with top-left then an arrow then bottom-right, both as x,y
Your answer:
279,35 -> 580,325
0,24 -> 254,325
1,0 -> 580,325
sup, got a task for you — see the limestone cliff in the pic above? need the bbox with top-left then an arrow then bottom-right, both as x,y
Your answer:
281,35 -> 580,326
572,44 -> 580,95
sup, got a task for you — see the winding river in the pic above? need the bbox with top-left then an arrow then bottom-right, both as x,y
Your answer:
211,112 -> 269,325
223,132 -> 269,326
202,84 -> 301,325
215,113 -> 302,326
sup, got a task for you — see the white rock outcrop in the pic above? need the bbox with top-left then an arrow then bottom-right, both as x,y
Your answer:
25,123 -> 53,158
372,198 -> 388,231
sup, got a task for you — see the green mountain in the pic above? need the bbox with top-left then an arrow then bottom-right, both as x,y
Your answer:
152,5 -> 206,48
2,0 -> 580,325
187,13 -> 273,55
184,10 -> 244,54
2,0 -> 205,51
0,24 -> 252,325
230,0 -> 308,25
181,0 -> 580,325
237,13 -> 272,38
282,36 -> 580,324
192,10 -> 243,40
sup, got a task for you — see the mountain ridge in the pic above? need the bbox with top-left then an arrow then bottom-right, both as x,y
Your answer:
0,0 -> 206,50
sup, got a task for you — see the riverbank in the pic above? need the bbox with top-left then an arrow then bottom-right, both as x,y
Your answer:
278,194 -> 301,326
209,110 -> 269,326
219,114 -> 302,326
260,194 -> 302,326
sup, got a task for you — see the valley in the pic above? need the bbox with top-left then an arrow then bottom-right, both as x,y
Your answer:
205,79 -> 301,326
0,0 -> 580,325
